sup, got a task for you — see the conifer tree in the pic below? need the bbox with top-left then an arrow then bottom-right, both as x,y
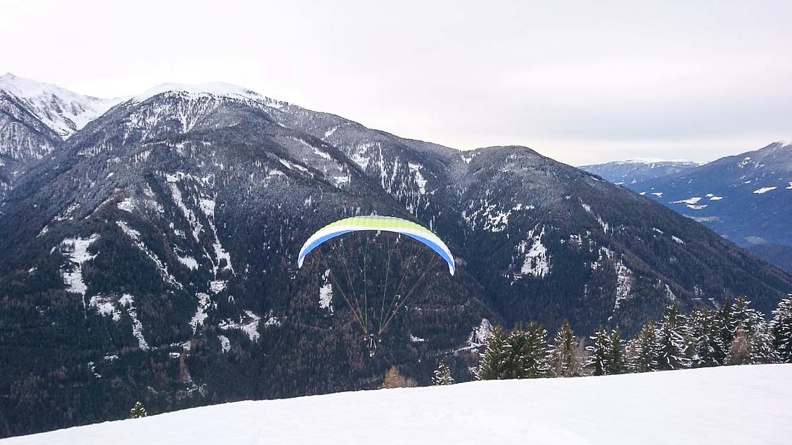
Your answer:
477,325 -> 510,380
628,320 -> 658,373
129,401 -> 147,419
547,320 -> 583,377
726,296 -> 779,365
506,322 -> 548,379
656,304 -> 691,370
770,294 -> 792,363
587,328 -> 610,376
431,359 -> 455,386
523,322 -> 549,378
714,299 -> 735,365
688,308 -> 724,368
747,319 -> 779,364
606,328 -> 626,375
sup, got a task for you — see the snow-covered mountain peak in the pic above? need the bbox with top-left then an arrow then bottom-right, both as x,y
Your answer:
0,73 -> 123,138
132,82 -> 286,109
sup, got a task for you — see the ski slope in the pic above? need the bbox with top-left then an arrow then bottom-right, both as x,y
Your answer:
3,365 -> 791,444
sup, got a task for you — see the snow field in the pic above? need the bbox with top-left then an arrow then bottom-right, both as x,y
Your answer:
3,365 -> 790,445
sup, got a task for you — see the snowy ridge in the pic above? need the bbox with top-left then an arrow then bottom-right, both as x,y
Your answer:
132,82 -> 286,109
5,365 -> 790,445
0,73 -> 123,138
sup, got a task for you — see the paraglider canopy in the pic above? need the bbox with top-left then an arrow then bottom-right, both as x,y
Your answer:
297,215 -> 455,275
296,215 -> 457,355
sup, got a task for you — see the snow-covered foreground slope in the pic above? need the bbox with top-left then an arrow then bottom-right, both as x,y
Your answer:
4,365 -> 791,445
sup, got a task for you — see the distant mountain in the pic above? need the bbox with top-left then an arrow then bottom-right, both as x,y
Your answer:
0,73 -> 123,204
580,159 -> 701,186
631,142 -> 792,268
1,80 -> 790,437
582,143 -> 792,272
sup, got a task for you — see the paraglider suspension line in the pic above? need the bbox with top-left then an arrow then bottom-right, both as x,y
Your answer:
336,240 -> 366,332
378,235 -> 394,333
318,248 -> 368,334
362,235 -> 369,330
379,254 -> 441,335
383,239 -> 422,327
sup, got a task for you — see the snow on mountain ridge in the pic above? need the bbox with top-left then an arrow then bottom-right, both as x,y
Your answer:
132,82 -> 286,109
613,158 -> 702,166
0,73 -> 124,138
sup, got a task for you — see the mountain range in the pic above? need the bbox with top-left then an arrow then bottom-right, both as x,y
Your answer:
581,143 -> 792,272
1,73 -> 790,437
579,159 -> 701,186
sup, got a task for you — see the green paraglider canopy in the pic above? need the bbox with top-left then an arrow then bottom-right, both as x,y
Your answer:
297,215 -> 456,354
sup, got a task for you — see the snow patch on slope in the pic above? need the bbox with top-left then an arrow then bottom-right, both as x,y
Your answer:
218,335 -> 231,353
407,162 -> 428,195
59,235 -> 100,301
463,201 -> 531,233
177,255 -> 199,270
580,202 -> 609,233
319,269 -> 333,313
219,310 -> 264,342
88,294 -> 122,321
672,197 -> 702,205
467,318 -> 493,348
190,293 -> 212,334
596,248 -> 634,313
348,143 -> 374,171
119,294 -> 149,350
117,198 -> 136,213
116,221 -> 182,289
753,187 -> 777,194
514,227 -> 549,280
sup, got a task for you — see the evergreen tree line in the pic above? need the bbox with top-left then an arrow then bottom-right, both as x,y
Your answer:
476,294 -> 792,380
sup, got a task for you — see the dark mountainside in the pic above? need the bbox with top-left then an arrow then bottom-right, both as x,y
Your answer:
1,81 -> 791,438
584,142 -> 792,272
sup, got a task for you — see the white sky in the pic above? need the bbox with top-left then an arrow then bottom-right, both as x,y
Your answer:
2,0 -> 791,165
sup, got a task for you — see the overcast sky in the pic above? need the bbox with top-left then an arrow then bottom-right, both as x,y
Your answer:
2,0 -> 791,165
